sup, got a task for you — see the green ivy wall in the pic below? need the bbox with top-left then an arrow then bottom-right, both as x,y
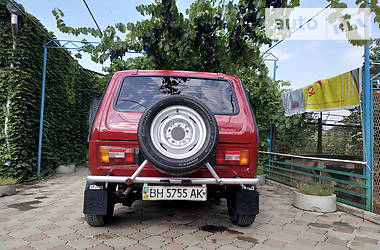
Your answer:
0,3 -> 101,180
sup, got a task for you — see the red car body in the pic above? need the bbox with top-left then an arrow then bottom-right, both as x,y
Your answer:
88,70 -> 259,181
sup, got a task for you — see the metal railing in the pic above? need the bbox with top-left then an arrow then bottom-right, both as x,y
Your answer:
258,151 -> 372,211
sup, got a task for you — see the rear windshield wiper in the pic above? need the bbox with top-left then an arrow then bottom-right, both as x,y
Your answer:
118,99 -> 147,109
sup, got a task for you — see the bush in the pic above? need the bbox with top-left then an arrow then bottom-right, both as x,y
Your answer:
0,177 -> 17,186
256,166 -> 264,175
296,183 -> 334,196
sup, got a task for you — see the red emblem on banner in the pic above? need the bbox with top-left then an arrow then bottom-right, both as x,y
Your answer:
307,86 -> 315,97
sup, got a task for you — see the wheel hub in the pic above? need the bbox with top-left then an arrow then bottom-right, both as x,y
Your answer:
150,105 -> 207,159
168,122 -> 188,142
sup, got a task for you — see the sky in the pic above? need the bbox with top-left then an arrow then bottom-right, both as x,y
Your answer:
15,0 -> 379,90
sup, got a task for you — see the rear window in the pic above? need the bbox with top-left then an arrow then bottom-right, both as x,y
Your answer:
114,76 -> 238,114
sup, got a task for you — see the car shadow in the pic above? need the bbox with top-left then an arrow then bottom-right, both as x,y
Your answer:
110,200 -> 227,227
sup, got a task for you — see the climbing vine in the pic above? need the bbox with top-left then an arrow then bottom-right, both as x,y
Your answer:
0,2 -> 102,180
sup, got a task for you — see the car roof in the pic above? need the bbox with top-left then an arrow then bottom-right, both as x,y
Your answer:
113,70 -> 238,81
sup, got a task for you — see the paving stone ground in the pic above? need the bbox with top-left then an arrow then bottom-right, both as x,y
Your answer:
1,166 -> 379,250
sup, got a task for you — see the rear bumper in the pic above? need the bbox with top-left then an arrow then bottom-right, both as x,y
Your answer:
87,160 -> 258,186
86,175 -> 259,185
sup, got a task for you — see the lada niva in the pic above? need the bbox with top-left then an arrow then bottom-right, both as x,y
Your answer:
84,70 -> 259,227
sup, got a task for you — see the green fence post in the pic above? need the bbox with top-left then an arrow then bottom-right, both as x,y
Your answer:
365,174 -> 371,211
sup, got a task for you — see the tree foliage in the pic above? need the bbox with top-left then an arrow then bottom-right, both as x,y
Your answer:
52,0 -> 301,129
325,0 -> 379,46
52,0 -> 378,153
327,0 -> 380,27
371,39 -> 380,60
320,108 -> 362,156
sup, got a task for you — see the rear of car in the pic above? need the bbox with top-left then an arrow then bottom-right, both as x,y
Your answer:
84,70 -> 259,227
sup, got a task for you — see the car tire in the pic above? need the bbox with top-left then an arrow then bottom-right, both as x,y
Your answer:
88,96 -> 101,142
227,189 -> 256,227
138,95 -> 218,176
85,184 -> 115,227
85,214 -> 109,227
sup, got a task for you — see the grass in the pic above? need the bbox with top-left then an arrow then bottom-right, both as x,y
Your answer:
0,177 -> 17,186
296,183 -> 334,196
256,166 -> 264,175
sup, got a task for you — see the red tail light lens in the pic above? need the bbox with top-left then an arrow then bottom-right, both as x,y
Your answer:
216,150 -> 249,165
99,147 -> 135,163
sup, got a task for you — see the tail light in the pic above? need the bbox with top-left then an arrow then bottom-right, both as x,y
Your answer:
99,147 -> 135,164
216,150 -> 249,165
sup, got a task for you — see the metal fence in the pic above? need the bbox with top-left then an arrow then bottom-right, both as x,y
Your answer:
258,151 -> 371,211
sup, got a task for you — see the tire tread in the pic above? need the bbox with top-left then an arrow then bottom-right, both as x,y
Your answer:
234,215 -> 256,227
85,214 -> 107,227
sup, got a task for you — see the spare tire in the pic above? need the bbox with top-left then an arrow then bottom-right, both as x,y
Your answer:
88,96 -> 101,142
138,95 -> 218,176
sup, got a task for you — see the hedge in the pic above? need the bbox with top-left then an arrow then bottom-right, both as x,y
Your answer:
0,2 -> 103,180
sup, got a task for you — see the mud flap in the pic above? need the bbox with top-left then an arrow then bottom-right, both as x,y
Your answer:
236,189 -> 259,216
83,184 -> 109,215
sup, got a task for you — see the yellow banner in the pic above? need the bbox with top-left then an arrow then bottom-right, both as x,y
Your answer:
281,68 -> 361,116
303,70 -> 359,111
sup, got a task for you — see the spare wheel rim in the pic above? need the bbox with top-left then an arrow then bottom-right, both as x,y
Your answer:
150,105 -> 207,159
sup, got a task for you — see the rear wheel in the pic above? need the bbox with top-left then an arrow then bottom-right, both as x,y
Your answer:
85,213 -> 110,227
227,188 -> 256,227
85,184 -> 115,227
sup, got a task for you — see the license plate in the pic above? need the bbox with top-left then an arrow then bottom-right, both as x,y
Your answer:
142,184 -> 207,201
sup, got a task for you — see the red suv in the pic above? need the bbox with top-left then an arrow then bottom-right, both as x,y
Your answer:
84,70 -> 259,227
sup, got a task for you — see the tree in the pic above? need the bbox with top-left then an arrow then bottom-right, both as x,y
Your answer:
371,39 -> 380,60
52,0 -> 379,147
52,0 -> 290,129
321,108 -> 363,156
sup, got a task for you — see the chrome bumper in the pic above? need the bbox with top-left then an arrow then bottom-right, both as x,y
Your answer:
86,175 -> 259,185
87,160 -> 259,185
